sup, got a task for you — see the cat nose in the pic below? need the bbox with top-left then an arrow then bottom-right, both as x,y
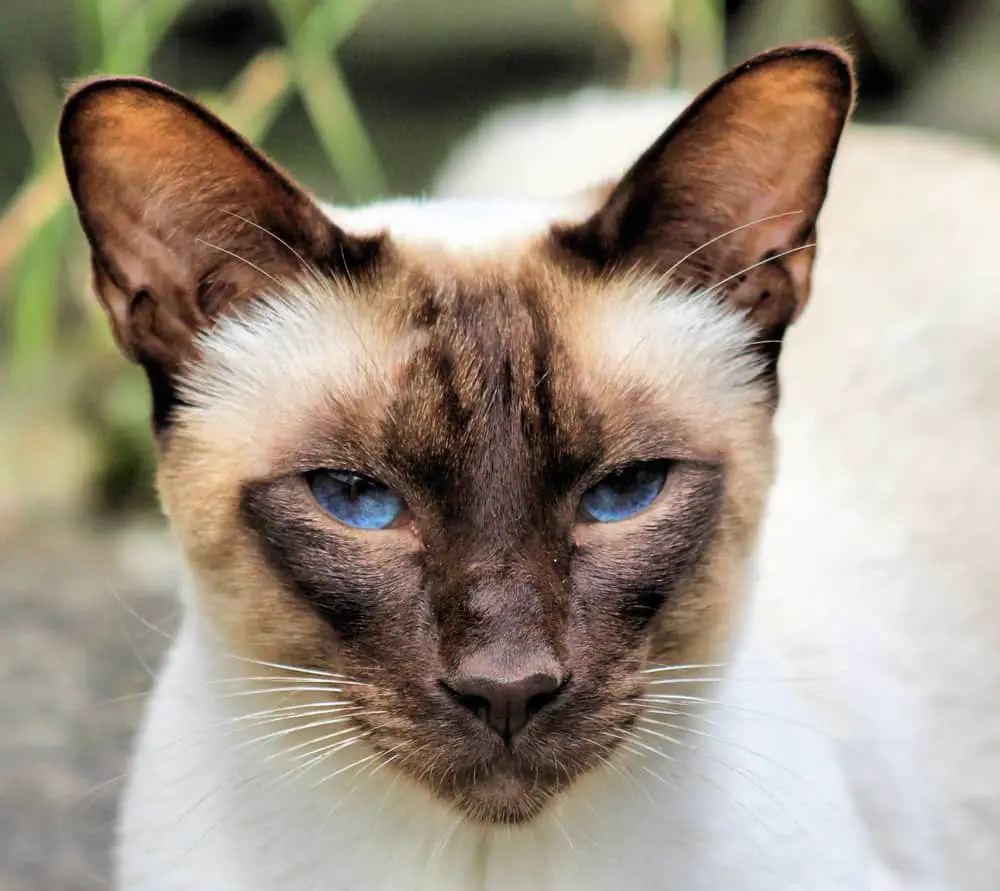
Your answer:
443,668 -> 566,742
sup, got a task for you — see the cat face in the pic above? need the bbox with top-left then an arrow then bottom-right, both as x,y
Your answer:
60,44 -> 853,823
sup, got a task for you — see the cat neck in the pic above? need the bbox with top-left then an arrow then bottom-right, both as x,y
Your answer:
117,575 -> 865,891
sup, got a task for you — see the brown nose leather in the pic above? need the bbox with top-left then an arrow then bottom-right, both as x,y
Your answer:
444,671 -> 564,741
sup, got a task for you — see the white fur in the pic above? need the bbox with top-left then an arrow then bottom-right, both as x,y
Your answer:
329,194 -> 593,251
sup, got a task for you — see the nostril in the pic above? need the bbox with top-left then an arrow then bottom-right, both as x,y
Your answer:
525,682 -> 563,720
446,687 -> 491,723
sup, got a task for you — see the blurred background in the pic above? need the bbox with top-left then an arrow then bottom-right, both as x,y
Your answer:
1,1 -> 998,888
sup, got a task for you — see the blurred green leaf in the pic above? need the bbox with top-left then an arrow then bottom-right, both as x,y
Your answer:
9,204 -> 70,379
847,0 -> 923,74
271,0 -> 387,201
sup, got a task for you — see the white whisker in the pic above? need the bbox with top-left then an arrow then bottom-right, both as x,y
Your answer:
221,706 -> 369,736
195,238 -> 283,288
633,719 -> 692,750
707,242 -> 817,294
312,750 -> 379,788
225,700 -> 359,723
276,724 -> 364,761
640,662 -> 726,674
232,714 -> 369,753
638,694 -> 824,732
644,676 -> 725,686
219,209 -> 323,287
210,674 -> 367,686
215,685 -> 351,699
662,210 -> 804,281
221,654 -> 372,683
609,729 -> 680,764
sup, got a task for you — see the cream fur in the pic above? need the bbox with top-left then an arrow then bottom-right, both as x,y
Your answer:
435,88 -> 1000,891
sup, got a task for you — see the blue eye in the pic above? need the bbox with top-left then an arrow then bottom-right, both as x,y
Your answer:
309,470 -> 406,530
579,462 -> 668,523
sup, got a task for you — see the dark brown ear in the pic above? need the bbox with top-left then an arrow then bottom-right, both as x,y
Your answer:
555,42 -> 854,349
59,76 -> 383,430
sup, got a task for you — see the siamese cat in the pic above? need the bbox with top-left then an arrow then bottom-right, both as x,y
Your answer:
61,43 -> 943,891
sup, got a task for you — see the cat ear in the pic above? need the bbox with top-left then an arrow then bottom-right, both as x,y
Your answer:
59,76 -> 382,427
555,43 -> 854,341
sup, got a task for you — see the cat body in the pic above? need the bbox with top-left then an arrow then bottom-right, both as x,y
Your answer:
59,44 -> 993,891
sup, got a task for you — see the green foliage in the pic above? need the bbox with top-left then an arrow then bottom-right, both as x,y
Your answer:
1,0 -> 387,512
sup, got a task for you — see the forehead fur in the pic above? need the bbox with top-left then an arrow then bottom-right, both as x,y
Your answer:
166,205 -> 771,497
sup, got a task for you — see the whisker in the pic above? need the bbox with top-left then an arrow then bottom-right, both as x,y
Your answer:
634,722 -> 835,851
609,729 -> 680,764
282,713 -> 380,756
221,655 -> 372,683
195,238 -> 284,288
635,762 -> 681,792
108,585 -> 178,642
267,733 -> 367,787
367,749 -> 401,779
706,242 -> 816,294
429,812 -> 464,873
231,714 -> 369,753
210,675 -> 365,686
274,723 -> 364,761
214,685 -> 352,699
219,209 -> 323,286
637,715 -> 841,815
632,720 -> 692,751
640,662 -> 726,674
641,705 -> 720,726
220,706 -> 369,736
637,694 -> 824,733
644,676 -> 725,686
312,750 -> 380,788
226,700 -> 359,723
662,210 -> 804,281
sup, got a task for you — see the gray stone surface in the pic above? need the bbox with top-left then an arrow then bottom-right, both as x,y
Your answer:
0,521 -> 179,891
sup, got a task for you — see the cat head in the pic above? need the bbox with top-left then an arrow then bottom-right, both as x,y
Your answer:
60,44 -> 853,824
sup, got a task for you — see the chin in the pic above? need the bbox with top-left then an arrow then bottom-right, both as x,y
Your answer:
452,775 -> 559,826
409,742 -> 591,826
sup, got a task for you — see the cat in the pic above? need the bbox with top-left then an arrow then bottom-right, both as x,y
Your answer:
435,47 -> 1000,891
59,44 -> 879,890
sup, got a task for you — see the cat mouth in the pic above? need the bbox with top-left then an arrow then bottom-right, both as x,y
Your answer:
410,744 -> 582,825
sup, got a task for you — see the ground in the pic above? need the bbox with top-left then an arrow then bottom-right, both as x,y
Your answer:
0,520 -> 178,890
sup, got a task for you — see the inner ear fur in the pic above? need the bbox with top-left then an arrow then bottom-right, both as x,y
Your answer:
59,76 -> 383,428
555,42 -> 855,343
